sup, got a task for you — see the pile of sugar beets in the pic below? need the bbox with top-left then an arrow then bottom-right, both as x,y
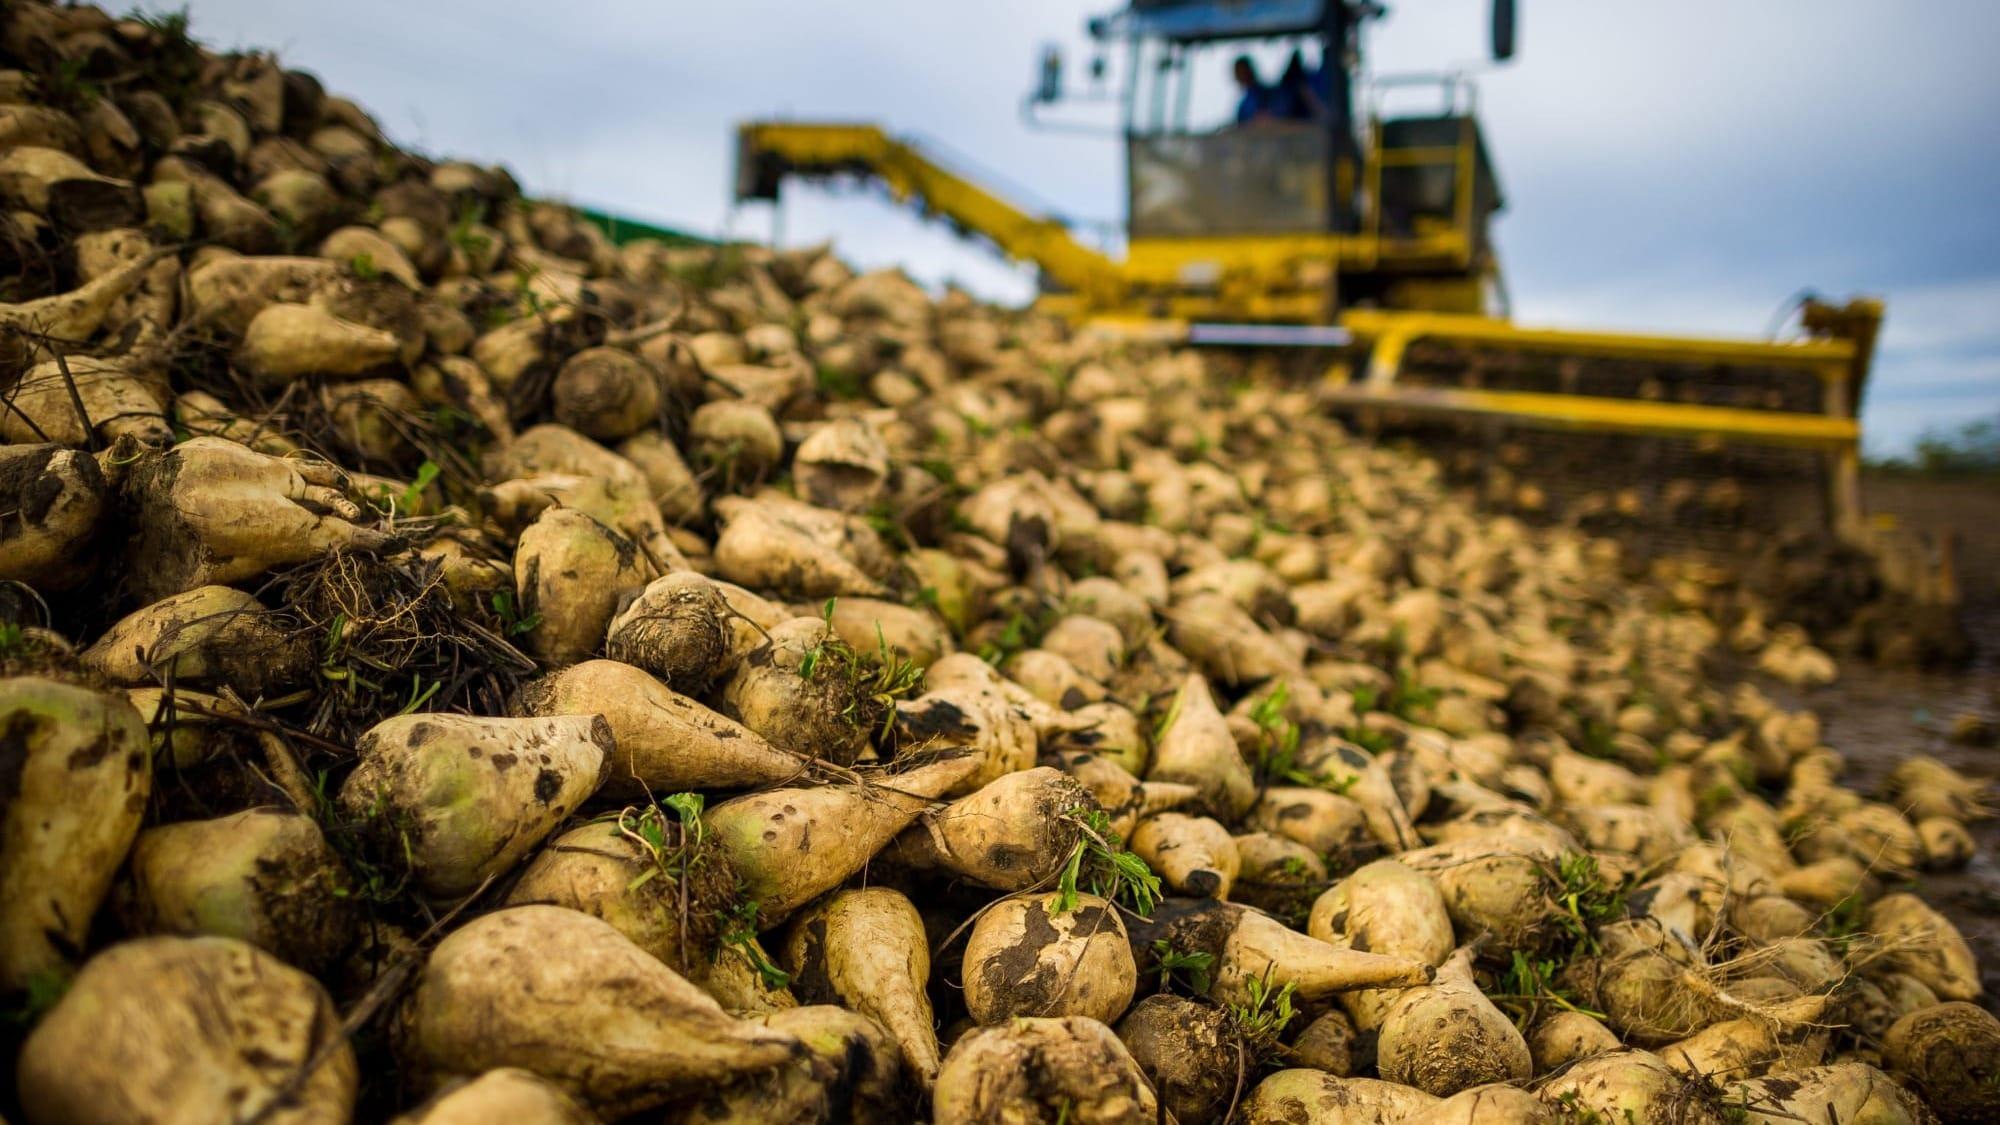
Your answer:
1,3 -> 1995,1123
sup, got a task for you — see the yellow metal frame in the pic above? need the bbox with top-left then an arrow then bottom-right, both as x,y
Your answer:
1076,302 -> 1879,534
736,119 -> 1883,534
737,119 -> 1489,323
1328,307 -> 1872,536
738,123 -> 1123,303
1340,309 -> 1857,391
1118,231 -> 1470,282
1319,385 -> 1858,449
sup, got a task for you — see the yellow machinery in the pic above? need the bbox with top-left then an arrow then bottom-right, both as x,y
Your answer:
732,0 -> 1883,539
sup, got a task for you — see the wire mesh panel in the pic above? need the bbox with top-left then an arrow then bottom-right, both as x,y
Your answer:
1361,415 -> 1836,553
1398,341 -> 1829,415
1128,125 -> 1329,236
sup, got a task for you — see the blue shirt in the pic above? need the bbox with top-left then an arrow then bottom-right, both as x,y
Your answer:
1235,85 -> 1272,124
1270,80 -> 1307,120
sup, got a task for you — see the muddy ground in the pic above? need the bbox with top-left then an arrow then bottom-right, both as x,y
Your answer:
1775,473 -> 2000,1009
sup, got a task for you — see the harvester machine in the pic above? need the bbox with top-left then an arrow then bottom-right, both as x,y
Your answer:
733,0 -> 1885,549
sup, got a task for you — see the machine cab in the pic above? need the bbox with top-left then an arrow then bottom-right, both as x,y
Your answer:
1035,0 -> 1510,315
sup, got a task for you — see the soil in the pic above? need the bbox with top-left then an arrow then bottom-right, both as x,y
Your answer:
1767,473 -> 2000,1011
1862,474 -> 2000,608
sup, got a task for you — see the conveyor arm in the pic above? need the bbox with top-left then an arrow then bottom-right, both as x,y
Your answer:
736,122 -> 1122,301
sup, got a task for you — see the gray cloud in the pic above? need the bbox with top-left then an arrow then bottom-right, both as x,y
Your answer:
177,0 -> 1999,453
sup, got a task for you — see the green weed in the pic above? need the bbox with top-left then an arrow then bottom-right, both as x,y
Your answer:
1149,940 -> 1215,994
975,601 -> 1064,666
814,364 -> 867,400
719,900 -> 791,990
1229,971 -> 1298,1061
796,599 -> 926,741
399,460 -> 440,511
2,968 -> 68,1029
1248,682 -> 1358,792
1550,853 -> 1626,957
488,590 -> 541,638
1490,948 -> 1604,1029
1052,807 -> 1162,917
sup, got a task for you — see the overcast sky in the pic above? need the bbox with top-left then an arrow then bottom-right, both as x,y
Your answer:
176,0 -> 2000,455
